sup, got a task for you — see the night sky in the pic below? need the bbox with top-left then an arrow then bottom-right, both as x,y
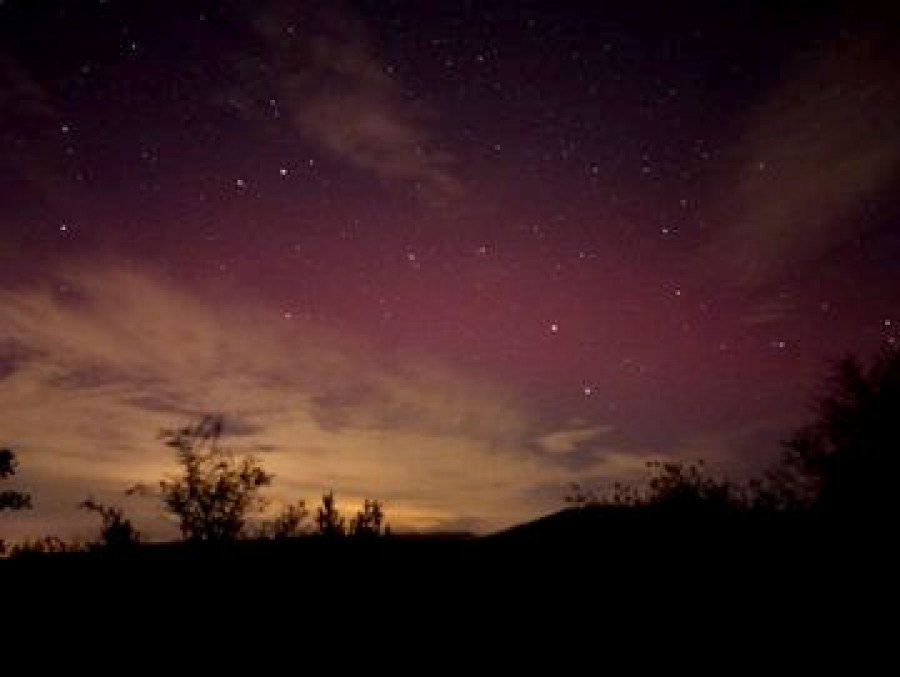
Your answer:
2,0 -> 899,539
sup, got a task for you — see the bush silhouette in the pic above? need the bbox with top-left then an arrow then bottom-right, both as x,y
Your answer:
8,536 -> 78,558
130,416 -> 273,541
80,498 -> 141,550
566,460 -> 743,515
315,491 -> 346,537
350,499 -> 387,537
643,460 -> 743,514
259,501 -> 309,538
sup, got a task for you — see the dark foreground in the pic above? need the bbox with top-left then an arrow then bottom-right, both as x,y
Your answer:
5,509 -> 894,648
5,506 -> 892,585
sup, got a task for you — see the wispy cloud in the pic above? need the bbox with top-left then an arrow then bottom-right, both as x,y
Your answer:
535,422 -> 615,455
702,28 -> 900,288
0,263 -> 795,540
0,263 -> 620,539
236,1 -> 459,196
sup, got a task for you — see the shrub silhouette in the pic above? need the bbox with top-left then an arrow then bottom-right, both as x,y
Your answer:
8,536 -> 78,558
773,347 -> 900,520
566,460 -> 742,514
350,499 -> 387,537
316,491 -> 346,537
312,493 -> 389,537
259,501 -> 309,538
130,416 -> 273,541
643,460 -> 743,514
565,480 -> 640,507
80,498 -> 141,550
315,491 -> 346,537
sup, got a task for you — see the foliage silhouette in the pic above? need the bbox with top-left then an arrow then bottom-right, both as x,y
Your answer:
565,460 -> 744,515
80,498 -> 141,550
559,348 -> 900,537
130,416 -> 273,541
565,480 -> 640,507
1,449 -> 32,512
772,346 -> 900,520
315,491 -> 346,537
1,448 -> 32,555
8,535 -> 80,558
350,499 -> 388,537
16,348 -> 897,558
644,460 -> 744,513
258,501 -> 309,538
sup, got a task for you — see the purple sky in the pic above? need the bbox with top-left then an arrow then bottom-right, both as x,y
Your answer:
1,0 -> 898,539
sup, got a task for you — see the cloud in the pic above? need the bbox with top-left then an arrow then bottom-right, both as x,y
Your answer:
702,27 -> 900,288
535,423 -> 615,455
0,262 -> 797,540
237,1 -> 459,196
0,262 -> 602,539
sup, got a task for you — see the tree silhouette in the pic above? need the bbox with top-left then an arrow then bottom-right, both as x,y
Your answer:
259,501 -> 308,538
130,416 -> 273,541
1,449 -> 31,512
350,499 -> 387,537
315,490 -> 345,537
1,448 -> 32,555
80,498 -> 141,550
774,347 -> 900,520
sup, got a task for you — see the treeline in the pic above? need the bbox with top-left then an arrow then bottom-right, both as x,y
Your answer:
2,346 -> 898,557
564,346 -> 900,526
1,417 -> 388,557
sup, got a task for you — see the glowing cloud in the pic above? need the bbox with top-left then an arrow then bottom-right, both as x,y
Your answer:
0,263 -> 629,539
